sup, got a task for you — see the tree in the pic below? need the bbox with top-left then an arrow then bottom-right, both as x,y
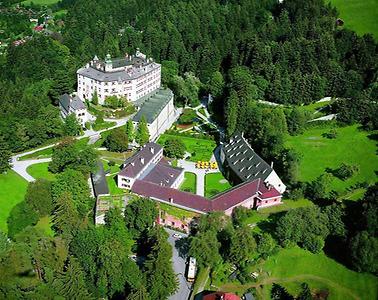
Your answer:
163,138 -> 186,159
126,119 -> 135,142
104,128 -> 129,152
226,89 -> 239,137
24,179 -> 53,217
229,226 -> 257,266
53,256 -> 93,300
257,233 -> 277,257
7,201 -> 39,239
271,283 -> 294,300
63,114 -> 82,136
307,173 -> 333,201
127,286 -> 150,300
349,231 -> 378,273
53,192 -> 80,239
207,71 -> 224,98
144,228 -> 177,300
49,138 -> 98,174
124,198 -> 158,238
92,90 -> 99,105
52,169 -> 93,217
0,135 -> 12,173
189,231 -> 222,268
286,107 -> 307,135
298,283 -> 312,300
135,116 -> 150,146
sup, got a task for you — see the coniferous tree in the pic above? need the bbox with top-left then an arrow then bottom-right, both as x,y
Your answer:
135,116 -> 150,146
0,135 -> 12,173
126,119 -> 135,142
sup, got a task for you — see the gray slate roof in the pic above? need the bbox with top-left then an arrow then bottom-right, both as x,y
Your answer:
91,161 -> 110,197
59,94 -> 86,112
133,88 -> 173,124
77,61 -> 159,82
222,133 -> 272,182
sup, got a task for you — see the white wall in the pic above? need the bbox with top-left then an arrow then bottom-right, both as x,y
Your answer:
264,170 -> 286,194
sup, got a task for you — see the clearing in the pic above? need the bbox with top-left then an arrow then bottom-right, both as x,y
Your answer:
329,0 -> 378,40
285,124 -> 377,195
0,171 -> 28,233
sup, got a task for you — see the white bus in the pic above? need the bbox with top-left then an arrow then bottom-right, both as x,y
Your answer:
186,257 -> 197,282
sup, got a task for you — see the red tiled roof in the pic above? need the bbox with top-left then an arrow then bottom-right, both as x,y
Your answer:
131,180 -> 211,213
131,177 -> 282,214
203,292 -> 240,300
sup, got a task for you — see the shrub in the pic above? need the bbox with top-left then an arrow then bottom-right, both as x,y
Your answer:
85,121 -> 91,130
163,138 -> 186,159
334,163 -> 359,180
323,128 -> 338,139
108,160 -> 115,166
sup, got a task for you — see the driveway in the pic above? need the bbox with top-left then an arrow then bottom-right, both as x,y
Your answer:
165,228 -> 192,300
11,158 -> 52,182
11,115 -> 135,182
178,160 -> 218,196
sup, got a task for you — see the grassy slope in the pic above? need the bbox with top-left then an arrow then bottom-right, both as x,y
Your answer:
157,134 -> 216,162
219,247 -> 377,300
329,0 -> 378,40
285,125 -> 377,193
26,162 -> 56,181
262,247 -> 377,300
0,171 -> 28,233
22,0 -> 60,5
179,172 -> 196,193
205,172 -> 231,197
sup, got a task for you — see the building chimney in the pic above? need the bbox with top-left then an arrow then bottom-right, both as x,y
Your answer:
150,147 -> 154,154
140,157 -> 144,165
271,161 -> 274,168
169,197 -> 173,204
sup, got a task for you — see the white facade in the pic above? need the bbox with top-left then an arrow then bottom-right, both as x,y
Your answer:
59,94 -> 89,127
77,52 -> 161,105
133,94 -> 177,142
264,170 -> 286,194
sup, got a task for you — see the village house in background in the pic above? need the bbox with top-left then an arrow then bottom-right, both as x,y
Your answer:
58,94 -> 89,127
77,50 -> 161,104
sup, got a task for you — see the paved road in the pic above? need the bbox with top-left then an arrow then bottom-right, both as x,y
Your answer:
165,228 -> 192,300
308,113 -> 337,122
11,158 -> 52,182
11,116 -> 134,182
178,160 -> 218,196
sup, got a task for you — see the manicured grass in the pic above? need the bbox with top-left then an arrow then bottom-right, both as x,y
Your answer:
179,172 -> 196,193
106,175 -> 125,195
329,0 -> 378,40
262,247 -> 377,300
157,134 -> 216,162
0,171 -> 28,233
219,247 -> 377,300
242,199 -> 314,232
159,202 -> 198,219
98,150 -> 132,164
19,147 -> 53,161
92,120 -> 117,131
205,172 -> 231,198
26,162 -> 56,181
285,125 -> 377,194
22,0 -> 60,5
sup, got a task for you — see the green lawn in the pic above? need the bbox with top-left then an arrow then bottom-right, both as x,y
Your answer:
262,247 -> 377,300
179,172 -> 196,193
329,0 -> 378,40
205,172 -> 231,198
0,171 -> 28,233
159,202 -> 198,220
98,150 -> 132,164
157,134 -> 216,162
219,247 -> 377,300
92,120 -> 117,131
19,147 -> 53,161
26,162 -> 56,181
286,125 -> 377,194
106,175 -> 125,195
22,0 -> 60,5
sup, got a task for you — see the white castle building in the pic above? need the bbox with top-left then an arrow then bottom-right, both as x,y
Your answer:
77,50 -> 161,105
